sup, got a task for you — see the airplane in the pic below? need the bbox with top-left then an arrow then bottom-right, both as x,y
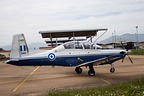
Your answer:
5,29 -> 133,76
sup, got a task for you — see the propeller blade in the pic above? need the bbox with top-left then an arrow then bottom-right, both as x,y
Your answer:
127,55 -> 133,64
122,57 -> 125,63
120,41 -> 125,49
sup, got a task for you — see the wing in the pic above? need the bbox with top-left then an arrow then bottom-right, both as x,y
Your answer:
77,55 -> 123,67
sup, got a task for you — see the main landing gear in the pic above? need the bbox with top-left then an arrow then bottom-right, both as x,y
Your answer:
75,67 -> 82,74
75,63 -> 95,76
75,63 -> 115,76
88,63 -> 95,76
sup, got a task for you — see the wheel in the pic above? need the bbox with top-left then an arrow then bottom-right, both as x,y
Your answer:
110,67 -> 115,73
75,67 -> 82,74
88,70 -> 95,76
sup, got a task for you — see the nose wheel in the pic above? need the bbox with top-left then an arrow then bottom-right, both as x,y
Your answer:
110,67 -> 115,73
75,67 -> 82,74
110,64 -> 115,73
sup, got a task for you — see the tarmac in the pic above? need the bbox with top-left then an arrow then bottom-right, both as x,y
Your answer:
0,55 -> 144,96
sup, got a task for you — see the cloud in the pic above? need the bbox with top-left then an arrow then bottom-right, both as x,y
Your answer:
0,0 -> 144,46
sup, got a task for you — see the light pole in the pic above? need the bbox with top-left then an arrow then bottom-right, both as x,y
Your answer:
136,26 -> 139,49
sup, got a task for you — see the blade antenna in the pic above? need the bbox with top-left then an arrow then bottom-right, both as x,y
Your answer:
122,57 -> 125,63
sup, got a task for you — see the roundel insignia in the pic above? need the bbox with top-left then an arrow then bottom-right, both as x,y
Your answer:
48,53 -> 56,61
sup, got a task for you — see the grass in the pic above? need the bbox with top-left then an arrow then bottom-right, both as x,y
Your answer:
130,49 -> 144,55
45,77 -> 144,96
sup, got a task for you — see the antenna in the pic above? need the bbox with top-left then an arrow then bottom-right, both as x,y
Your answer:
114,30 -> 116,48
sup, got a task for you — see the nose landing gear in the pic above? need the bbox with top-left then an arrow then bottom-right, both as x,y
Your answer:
110,64 -> 115,73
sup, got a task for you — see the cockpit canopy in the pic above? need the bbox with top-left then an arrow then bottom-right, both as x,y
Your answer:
63,41 -> 102,49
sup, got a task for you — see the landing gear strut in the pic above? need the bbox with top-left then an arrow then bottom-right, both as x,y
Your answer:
88,63 -> 95,76
110,64 -> 115,73
75,67 -> 82,74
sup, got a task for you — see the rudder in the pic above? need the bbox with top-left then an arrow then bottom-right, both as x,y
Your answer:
10,34 -> 29,59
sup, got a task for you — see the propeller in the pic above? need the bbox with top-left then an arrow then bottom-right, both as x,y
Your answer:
127,54 -> 133,64
120,52 -> 133,64
120,41 -> 132,51
120,41 -> 133,64
122,57 -> 125,63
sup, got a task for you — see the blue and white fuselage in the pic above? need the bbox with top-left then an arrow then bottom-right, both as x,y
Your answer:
6,41 -> 127,67
5,34 -> 128,76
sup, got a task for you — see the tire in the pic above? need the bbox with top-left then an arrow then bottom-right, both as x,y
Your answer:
88,70 -> 95,76
110,67 -> 115,73
75,67 -> 82,74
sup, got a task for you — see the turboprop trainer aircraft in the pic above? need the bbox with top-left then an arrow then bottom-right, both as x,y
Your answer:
5,29 -> 133,76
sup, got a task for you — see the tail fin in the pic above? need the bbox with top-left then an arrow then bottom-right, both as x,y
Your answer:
10,34 -> 29,59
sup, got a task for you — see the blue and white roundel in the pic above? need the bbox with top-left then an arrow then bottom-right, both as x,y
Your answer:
48,53 -> 56,61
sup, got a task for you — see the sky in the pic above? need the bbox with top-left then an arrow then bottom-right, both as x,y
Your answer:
0,0 -> 144,46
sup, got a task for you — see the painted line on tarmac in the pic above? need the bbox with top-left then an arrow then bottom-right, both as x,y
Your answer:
97,76 -> 110,85
100,78 -> 110,85
12,66 -> 40,92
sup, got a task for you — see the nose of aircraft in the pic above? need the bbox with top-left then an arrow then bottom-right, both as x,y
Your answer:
120,49 -> 133,64
120,50 -> 128,55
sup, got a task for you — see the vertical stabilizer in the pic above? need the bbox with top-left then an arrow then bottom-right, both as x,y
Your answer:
10,34 -> 29,59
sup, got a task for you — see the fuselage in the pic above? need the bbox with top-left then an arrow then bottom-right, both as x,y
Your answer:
5,41 -> 127,67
